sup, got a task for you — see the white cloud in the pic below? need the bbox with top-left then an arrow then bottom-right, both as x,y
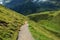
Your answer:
32,0 -> 48,2
5,0 -> 12,3
42,0 -> 47,1
38,0 -> 48,2
0,2 -> 3,4
0,0 -> 3,4
0,0 -> 12,5
0,0 -> 2,2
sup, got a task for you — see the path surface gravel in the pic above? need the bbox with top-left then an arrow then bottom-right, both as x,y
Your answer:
18,22 -> 34,40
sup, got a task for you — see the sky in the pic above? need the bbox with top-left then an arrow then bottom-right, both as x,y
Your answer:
0,0 -> 12,4
0,0 -> 3,4
32,0 -> 48,2
0,0 -> 48,5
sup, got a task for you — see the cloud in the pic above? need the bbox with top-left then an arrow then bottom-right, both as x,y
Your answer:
0,0 -> 3,4
5,0 -> 12,3
0,2 -> 3,4
0,0 -> 2,2
0,0 -> 12,4
32,0 -> 48,2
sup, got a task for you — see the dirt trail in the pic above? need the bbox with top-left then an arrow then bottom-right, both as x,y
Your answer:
18,22 -> 34,40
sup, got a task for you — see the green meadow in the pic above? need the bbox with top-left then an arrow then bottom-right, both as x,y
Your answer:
28,11 -> 60,40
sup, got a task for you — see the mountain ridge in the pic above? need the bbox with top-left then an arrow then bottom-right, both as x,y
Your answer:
4,0 -> 60,15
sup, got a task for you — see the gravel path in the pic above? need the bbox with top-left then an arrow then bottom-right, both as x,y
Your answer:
18,22 -> 34,40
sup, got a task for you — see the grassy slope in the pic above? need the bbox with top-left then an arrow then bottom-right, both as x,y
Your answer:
0,5 -> 27,40
28,11 -> 60,40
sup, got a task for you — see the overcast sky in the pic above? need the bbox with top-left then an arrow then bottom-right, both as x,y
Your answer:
0,0 -> 3,4
0,0 -> 2,2
32,0 -> 48,2
0,0 -> 12,4
0,0 -> 48,4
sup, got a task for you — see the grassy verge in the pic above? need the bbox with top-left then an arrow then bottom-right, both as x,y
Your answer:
28,11 -> 60,40
0,5 -> 27,40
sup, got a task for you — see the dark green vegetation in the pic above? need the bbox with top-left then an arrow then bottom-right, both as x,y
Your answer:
0,5 -> 27,40
0,1 -> 60,40
5,0 -> 60,15
28,11 -> 60,40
